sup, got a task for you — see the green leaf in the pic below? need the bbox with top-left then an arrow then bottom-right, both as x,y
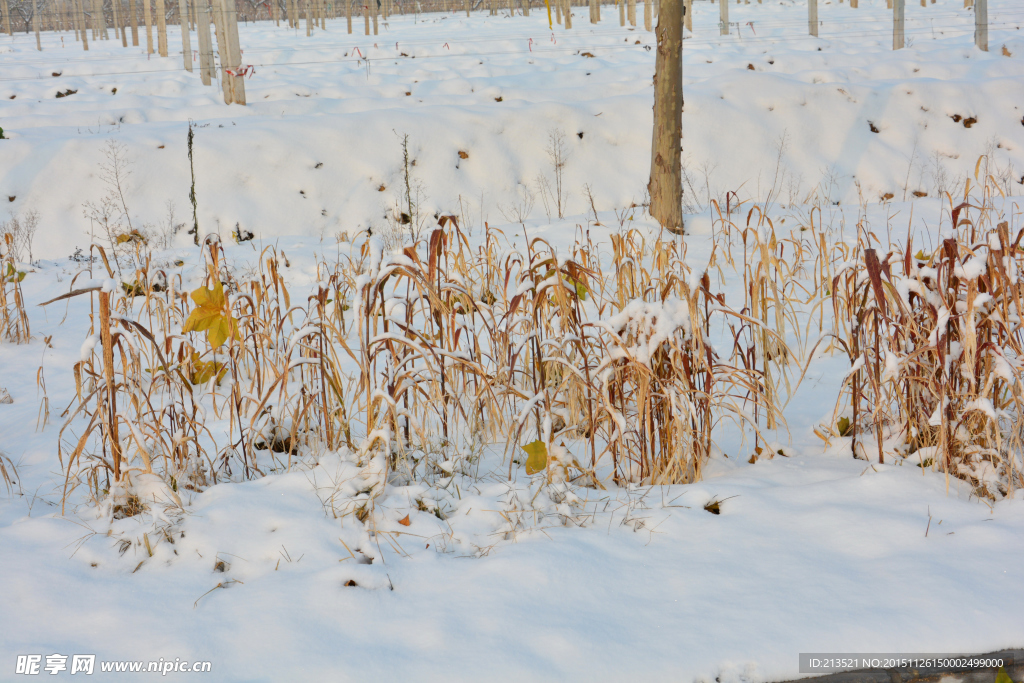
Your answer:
522,440 -> 547,475
837,416 -> 852,437
914,250 -> 929,261
567,276 -> 588,301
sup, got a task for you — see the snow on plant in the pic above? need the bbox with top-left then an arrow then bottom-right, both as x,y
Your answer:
827,183 -> 1024,499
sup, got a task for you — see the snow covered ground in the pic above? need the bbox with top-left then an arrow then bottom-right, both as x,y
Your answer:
2,1 -> 1024,681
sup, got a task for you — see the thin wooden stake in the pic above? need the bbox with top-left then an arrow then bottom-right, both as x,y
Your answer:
719,0 -> 727,35
808,0 -> 817,36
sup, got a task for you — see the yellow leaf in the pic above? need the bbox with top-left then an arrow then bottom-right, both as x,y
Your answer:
207,317 -> 231,349
522,440 -> 547,475
994,668 -> 1014,683
182,307 -> 222,334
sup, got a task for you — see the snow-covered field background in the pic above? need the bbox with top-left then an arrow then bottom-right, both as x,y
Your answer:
2,1 -> 1024,680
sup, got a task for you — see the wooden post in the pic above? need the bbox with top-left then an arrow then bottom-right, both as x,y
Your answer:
304,0 -> 310,33
143,0 -> 154,53
643,0 -> 650,30
346,0 -> 350,31
179,0 -> 192,69
2,0 -> 10,35
974,0 -> 986,50
808,0 -> 816,36
464,0 -> 469,16
372,0 -> 377,33
129,0 -> 138,43
618,0 -> 624,26
156,0 -> 168,55
588,0 -> 597,22
893,0 -> 903,49
850,0 -> 856,8
564,0 -> 571,27
196,0 -> 213,84
523,0 -> 529,16
683,0 -> 689,30
362,0 -> 368,33
718,0 -> 727,35
272,0 -> 279,23
627,0 -> 634,25
648,0 -> 682,233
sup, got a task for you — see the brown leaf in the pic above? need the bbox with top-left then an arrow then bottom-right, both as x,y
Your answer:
398,514 -> 411,527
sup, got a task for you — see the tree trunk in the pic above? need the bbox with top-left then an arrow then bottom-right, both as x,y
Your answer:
892,0 -> 903,49
34,0 -> 42,48
129,0 -> 138,44
78,0 -> 89,47
647,0 -> 683,234
216,0 -> 245,103
197,0 -> 214,84
156,0 -> 168,56
144,0 -> 154,53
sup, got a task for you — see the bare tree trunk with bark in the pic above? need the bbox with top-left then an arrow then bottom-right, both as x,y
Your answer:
648,0 -> 683,234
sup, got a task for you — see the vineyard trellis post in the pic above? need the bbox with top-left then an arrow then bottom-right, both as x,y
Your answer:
808,0 -> 816,36
719,0 -> 727,34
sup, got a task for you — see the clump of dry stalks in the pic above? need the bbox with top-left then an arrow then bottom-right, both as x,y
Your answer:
42,162 -> 1024,523
825,178 -> 1024,500
48,213 -> 782,519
